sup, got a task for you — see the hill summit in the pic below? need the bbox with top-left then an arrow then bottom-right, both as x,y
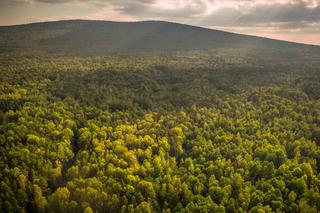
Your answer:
0,20 -> 317,55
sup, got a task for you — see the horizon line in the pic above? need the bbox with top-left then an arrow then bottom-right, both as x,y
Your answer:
1,19 -> 319,47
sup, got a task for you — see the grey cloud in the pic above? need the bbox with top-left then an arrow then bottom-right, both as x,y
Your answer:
115,0 -> 206,21
9,0 -> 155,4
199,1 -> 320,30
239,2 -> 320,23
34,0 -> 74,3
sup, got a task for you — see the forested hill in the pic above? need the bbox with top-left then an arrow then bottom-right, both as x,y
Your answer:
0,19 -> 319,55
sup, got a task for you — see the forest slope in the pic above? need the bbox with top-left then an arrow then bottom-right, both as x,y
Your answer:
0,20 -> 319,55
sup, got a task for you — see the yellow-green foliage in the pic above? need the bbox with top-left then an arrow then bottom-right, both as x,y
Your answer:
1,52 -> 320,212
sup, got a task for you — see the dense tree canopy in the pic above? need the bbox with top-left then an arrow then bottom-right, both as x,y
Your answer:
1,42 -> 320,212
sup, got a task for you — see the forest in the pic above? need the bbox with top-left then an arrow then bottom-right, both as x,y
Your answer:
1,20 -> 320,212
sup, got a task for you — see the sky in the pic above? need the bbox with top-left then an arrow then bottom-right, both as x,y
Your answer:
0,0 -> 320,45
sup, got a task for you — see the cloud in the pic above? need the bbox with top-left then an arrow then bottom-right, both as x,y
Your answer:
114,0 -> 206,21
239,2 -> 320,24
195,1 -> 320,30
5,0 -> 155,4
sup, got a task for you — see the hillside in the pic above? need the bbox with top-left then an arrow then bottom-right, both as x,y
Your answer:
1,20 -> 320,212
0,20 -> 319,55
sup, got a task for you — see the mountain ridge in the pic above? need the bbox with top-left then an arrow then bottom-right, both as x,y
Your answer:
0,19 -> 319,56
1,19 -> 319,47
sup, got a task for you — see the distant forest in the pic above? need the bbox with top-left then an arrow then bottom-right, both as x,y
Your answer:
1,21 -> 320,212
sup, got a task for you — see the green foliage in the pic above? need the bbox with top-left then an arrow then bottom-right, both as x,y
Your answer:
1,20 -> 320,212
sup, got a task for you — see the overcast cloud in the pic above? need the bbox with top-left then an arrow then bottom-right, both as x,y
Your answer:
0,0 -> 319,45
